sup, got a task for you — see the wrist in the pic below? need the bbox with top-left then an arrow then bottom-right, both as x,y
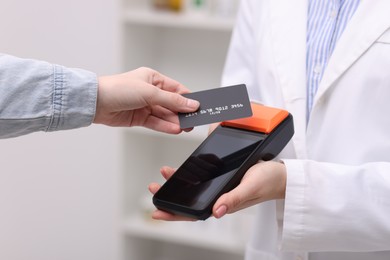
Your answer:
93,76 -> 105,124
276,161 -> 287,199
265,160 -> 286,200
256,160 -> 287,201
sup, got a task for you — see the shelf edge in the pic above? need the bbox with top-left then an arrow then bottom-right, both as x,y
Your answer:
122,9 -> 235,32
122,215 -> 245,254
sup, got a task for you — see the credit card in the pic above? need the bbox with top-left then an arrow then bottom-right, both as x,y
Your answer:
179,84 -> 252,129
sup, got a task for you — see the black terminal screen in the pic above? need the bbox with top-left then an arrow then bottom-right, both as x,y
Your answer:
156,127 -> 265,210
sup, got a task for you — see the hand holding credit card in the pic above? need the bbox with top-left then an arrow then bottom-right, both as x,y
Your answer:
179,84 -> 253,129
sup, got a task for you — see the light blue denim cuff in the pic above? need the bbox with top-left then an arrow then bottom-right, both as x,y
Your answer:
0,54 -> 97,138
47,64 -> 98,132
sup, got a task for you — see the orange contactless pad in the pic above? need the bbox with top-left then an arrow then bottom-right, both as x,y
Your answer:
221,103 -> 289,134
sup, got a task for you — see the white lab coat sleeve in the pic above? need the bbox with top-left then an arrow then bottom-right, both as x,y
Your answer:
281,159 -> 390,252
221,0 -> 257,94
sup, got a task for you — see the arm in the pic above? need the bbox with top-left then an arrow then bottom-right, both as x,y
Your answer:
212,159 -> 390,252
0,54 -> 96,138
0,54 -> 199,138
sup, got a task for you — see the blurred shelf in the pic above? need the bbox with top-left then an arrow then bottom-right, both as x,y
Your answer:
123,8 -> 235,31
123,214 -> 246,254
120,2 -> 244,259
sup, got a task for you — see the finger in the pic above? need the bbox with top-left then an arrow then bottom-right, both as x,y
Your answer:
152,210 -> 196,222
160,166 -> 176,180
151,105 -> 180,124
130,105 -> 181,131
151,88 -> 200,113
142,115 -> 182,134
212,185 -> 254,219
183,127 -> 194,132
148,182 -> 161,195
149,69 -> 191,94
147,168 -> 176,195
147,106 -> 195,132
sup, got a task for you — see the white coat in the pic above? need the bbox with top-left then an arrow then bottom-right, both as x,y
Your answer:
221,0 -> 390,259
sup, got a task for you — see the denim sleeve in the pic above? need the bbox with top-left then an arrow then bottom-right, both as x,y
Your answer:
0,53 -> 98,138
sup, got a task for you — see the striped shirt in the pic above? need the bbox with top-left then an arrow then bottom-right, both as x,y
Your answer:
306,0 -> 360,115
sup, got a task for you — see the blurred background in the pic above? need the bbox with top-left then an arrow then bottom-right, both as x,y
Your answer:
0,1 -> 252,260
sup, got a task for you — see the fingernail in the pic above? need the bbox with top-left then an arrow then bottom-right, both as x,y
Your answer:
187,99 -> 200,109
215,205 -> 227,219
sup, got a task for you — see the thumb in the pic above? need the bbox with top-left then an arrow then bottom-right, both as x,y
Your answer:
152,88 -> 200,113
212,187 -> 247,219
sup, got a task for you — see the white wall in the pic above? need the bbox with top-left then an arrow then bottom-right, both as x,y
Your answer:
0,1 -> 122,260
0,0 -> 121,74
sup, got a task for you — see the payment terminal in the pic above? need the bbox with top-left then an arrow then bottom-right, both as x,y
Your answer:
153,103 -> 294,220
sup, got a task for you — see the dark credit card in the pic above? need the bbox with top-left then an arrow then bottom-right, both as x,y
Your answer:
179,84 -> 253,129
